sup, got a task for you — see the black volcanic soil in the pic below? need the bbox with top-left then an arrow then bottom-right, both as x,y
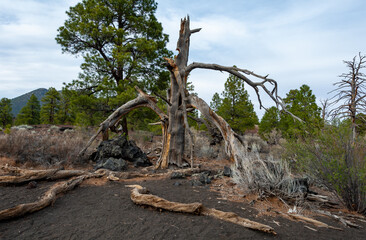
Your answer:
1,175 -> 366,240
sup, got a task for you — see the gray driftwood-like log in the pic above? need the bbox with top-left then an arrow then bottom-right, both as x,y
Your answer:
0,166 -> 88,185
80,16 -> 300,169
0,172 -> 104,221
126,185 -> 276,235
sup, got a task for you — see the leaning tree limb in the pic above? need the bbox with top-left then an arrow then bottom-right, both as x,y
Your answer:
126,185 -> 276,235
79,86 -> 168,157
0,171 -> 105,221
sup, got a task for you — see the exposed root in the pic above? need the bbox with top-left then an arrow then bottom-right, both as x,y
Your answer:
0,171 -> 104,221
126,185 -> 277,235
0,166 -> 88,185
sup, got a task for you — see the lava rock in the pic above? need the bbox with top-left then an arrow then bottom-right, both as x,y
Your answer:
199,171 -> 212,184
92,135 -> 151,169
170,172 -> 185,179
27,181 -> 38,189
223,166 -> 232,177
190,180 -> 204,186
95,157 -> 127,171
173,181 -> 182,186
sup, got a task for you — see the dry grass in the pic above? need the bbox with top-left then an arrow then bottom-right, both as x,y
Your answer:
231,149 -> 308,206
0,127 -> 98,167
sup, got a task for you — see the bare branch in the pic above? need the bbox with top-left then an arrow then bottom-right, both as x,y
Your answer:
185,62 -> 302,122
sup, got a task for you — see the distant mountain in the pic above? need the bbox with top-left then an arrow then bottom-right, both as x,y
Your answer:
11,88 -> 48,117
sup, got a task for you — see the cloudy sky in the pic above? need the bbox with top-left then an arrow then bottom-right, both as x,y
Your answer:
0,0 -> 365,118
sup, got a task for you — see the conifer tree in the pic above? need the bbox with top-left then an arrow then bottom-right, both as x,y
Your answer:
40,87 -> 60,124
15,94 -> 41,125
0,98 -> 13,128
211,74 -> 258,134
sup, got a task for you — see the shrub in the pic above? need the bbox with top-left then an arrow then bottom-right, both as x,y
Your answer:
231,147 -> 308,202
285,121 -> 366,214
0,127 -> 97,167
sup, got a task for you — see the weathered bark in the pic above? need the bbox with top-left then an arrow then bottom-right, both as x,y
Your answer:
188,95 -> 247,167
126,185 -> 276,235
163,17 -> 200,168
0,172 -> 104,221
0,166 -> 88,185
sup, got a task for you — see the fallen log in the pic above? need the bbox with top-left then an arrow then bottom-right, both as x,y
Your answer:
0,172 -> 104,221
126,185 -> 276,235
276,211 -> 343,231
0,166 -> 88,185
316,210 -> 362,228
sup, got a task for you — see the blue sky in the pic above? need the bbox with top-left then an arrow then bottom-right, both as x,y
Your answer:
0,0 -> 365,118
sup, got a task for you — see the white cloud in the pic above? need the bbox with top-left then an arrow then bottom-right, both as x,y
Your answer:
1,0 -> 366,120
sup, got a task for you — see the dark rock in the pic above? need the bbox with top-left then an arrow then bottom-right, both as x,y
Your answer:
199,171 -> 212,184
173,182 -> 182,186
27,181 -> 37,189
170,172 -> 185,179
223,166 -> 232,177
190,180 -> 204,186
91,135 -> 151,169
95,157 -> 127,172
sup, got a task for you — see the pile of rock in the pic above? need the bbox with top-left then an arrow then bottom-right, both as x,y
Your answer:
92,135 -> 151,171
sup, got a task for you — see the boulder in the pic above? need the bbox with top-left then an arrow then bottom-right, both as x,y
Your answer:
223,166 -> 232,177
92,135 -> 151,170
95,157 -> 127,172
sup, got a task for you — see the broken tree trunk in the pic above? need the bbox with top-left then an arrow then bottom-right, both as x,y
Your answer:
126,185 -> 276,235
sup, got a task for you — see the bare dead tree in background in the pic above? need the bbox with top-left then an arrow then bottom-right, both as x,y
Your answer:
329,53 -> 366,141
320,99 -> 331,123
80,16 -> 300,169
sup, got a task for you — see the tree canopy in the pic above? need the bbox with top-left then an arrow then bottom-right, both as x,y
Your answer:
211,73 -> 258,134
0,98 -> 13,128
15,94 -> 41,125
279,84 -> 322,139
40,88 -> 60,124
56,0 -> 172,128
258,106 -> 280,140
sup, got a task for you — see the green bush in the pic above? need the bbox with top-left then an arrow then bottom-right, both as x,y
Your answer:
285,120 -> 366,214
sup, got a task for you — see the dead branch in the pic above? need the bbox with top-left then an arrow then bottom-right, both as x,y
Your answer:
276,211 -> 343,231
185,63 -> 303,122
0,172 -> 104,221
126,185 -> 276,235
79,86 -> 168,157
0,166 -> 88,185
316,210 -> 361,228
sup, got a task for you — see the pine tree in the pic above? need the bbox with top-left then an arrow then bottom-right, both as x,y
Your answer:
259,106 -> 280,140
40,87 -> 60,124
279,84 -> 322,139
56,0 -> 172,129
0,98 -> 13,128
15,94 -> 41,125
211,74 -> 258,134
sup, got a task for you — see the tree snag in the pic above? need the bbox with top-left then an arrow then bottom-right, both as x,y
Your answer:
80,16 -> 300,169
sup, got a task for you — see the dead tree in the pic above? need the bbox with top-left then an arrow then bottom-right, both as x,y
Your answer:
329,52 -> 366,141
80,16 -> 300,169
